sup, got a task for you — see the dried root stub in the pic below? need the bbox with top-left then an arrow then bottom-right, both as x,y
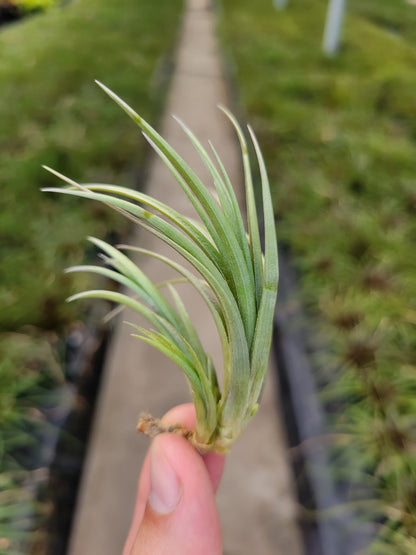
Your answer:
137,413 -> 196,444
137,413 -> 221,454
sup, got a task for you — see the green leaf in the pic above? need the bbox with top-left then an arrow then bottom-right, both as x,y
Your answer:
95,81 -> 257,345
219,106 -> 264,308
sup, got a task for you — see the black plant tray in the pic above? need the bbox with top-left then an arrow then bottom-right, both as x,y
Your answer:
272,250 -> 375,555
45,321 -> 109,555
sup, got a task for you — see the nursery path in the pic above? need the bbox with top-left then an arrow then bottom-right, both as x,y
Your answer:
68,0 -> 303,553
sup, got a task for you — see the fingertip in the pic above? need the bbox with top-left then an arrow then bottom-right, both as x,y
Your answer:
126,406 -> 225,554
160,402 -> 196,430
148,436 -> 182,515
134,433 -> 222,554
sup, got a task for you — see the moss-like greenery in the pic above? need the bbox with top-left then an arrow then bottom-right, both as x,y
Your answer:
349,0 -> 416,45
218,0 -> 416,552
15,0 -> 57,13
0,0 -> 183,331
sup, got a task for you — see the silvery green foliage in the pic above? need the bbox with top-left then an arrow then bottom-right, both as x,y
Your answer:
44,82 -> 278,452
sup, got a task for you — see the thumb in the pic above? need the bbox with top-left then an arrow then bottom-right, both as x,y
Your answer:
130,433 -> 222,555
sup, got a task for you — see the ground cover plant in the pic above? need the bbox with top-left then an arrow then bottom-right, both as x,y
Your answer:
0,334 -> 64,552
1,0 -> 183,331
11,0 -> 56,14
218,0 -> 416,552
0,0 -> 183,551
45,82 -> 278,454
349,0 -> 416,46
0,0 -> 57,27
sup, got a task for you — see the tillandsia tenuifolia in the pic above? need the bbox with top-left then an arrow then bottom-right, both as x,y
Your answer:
43,81 -> 278,454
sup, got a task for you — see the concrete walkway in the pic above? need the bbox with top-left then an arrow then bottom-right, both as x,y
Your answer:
68,1 -> 303,553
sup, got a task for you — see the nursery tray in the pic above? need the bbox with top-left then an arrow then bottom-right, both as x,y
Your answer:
273,250 -> 375,555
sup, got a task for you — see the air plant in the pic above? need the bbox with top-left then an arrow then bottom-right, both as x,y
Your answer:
43,81 -> 278,454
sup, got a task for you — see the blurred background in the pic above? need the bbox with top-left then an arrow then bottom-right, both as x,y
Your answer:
0,0 -> 184,552
218,2 -> 416,553
1,0 -> 415,553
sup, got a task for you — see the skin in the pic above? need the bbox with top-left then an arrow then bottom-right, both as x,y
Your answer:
123,404 -> 226,555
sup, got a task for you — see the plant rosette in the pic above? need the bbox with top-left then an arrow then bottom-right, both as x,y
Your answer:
43,82 -> 278,454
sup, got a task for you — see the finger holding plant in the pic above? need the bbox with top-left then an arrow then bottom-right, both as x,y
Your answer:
43,81 -> 278,454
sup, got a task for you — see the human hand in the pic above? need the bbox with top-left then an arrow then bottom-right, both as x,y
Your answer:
123,403 -> 226,555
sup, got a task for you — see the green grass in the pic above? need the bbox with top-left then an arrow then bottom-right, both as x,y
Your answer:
349,0 -> 416,45
13,0 -> 57,13
0,0 -> 183,550
218,0 -> 416,551
0,333 -> 64,552
0,0 -> 183,331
